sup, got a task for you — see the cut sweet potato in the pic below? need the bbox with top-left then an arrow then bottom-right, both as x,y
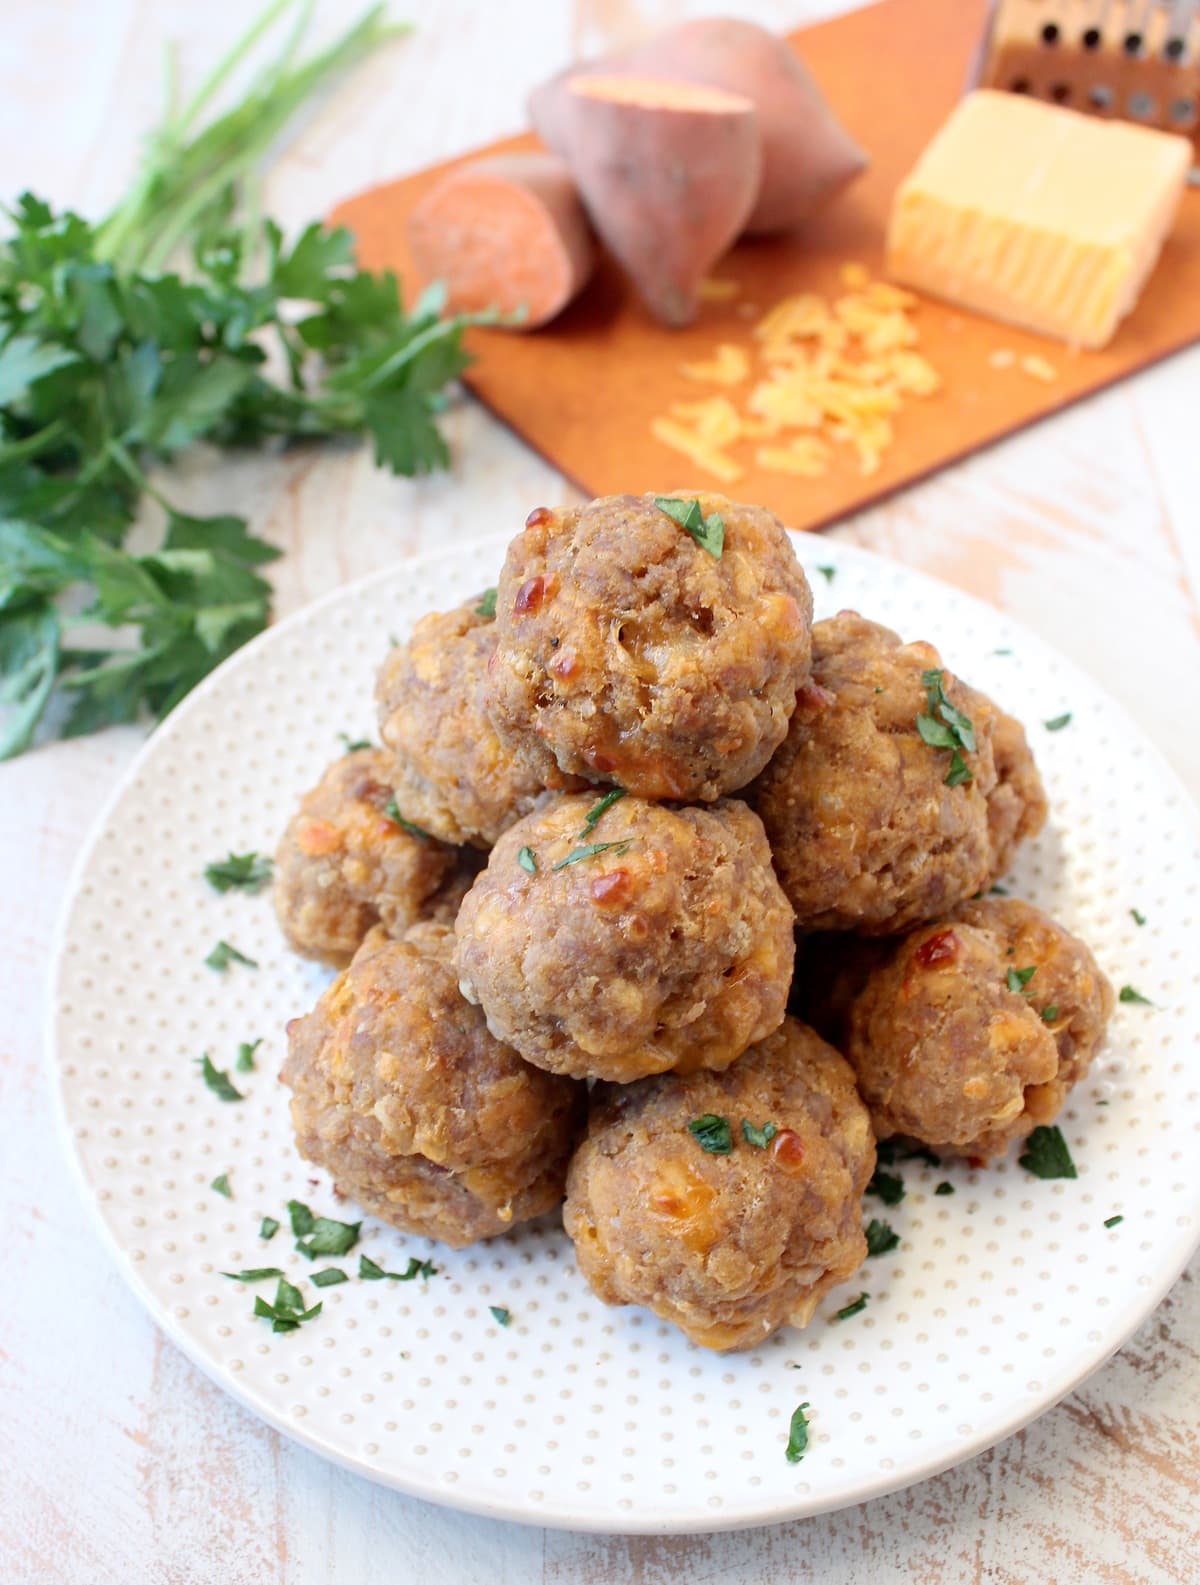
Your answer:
406,152 -> 596,328
529,18 -> 866,235
555,75 -> 761,328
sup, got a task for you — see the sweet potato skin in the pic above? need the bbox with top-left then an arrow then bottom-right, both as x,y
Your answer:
554,77 -> 761,327
406,152 -> 595,328
529,18 -> 866,235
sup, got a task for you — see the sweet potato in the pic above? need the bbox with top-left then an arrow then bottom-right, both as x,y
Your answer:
406,152 -> 595,328
529,18 -> 866,235
553,75 -> 761,327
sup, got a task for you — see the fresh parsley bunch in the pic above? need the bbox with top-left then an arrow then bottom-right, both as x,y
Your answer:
0,1 -> 479,757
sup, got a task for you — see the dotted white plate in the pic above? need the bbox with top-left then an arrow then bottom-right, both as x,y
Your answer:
48,530 -> 1200,1534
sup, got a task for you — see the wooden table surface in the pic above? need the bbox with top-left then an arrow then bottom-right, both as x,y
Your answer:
3,2 -> 1199,1581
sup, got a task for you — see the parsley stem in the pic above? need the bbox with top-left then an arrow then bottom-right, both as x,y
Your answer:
0,419 -> 66,466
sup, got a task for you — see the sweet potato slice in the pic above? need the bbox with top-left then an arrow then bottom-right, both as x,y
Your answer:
529,19 -> 866,235
556,75 -> 761,327
406,152 -> 596,328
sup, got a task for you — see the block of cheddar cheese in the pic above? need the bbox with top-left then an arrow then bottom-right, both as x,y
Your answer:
886,90 -> 1192,350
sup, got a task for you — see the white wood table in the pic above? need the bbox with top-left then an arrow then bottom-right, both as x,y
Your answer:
3,2 -> 1199,1580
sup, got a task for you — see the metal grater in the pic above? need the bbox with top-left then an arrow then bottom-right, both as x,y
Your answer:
977,0 -> 1200,162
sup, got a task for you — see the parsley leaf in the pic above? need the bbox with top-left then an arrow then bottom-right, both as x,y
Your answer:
1044,713 -> 1072,732
945,749 -> 973,788
235,1038 -> 262,1073
296,1217 -> 362,1260
865,1219 -> 899,1256
875,1140 -> 940,1168
866,1168 -> 905,1205
815,565 -> 836,583
934,1181 -> 955,1196
1130,909 -> 1146,927
1018,1125 -> 1077,1180
383,797 -> 431,841
310,1268 -> 349,1288
338,733 -> 372,753
259,1217 -> 280,1241
358,1254 -> 437,1281
785,1403 -> 811,1464
517,845 -> 537,874
203,851 -> 272,893
474,587 -> 498,619
1119,985 -> 1154,1006
1104,1215 -> 1124,1229
198,1053 -> 243,1102
653,496 -> 724,558
1041,1005 -> 1060,1024
210,1173 -> 232,1198
552,840 -> 631,871
253,1285 -> 322,1335
205,940 -> 257,972
1006,965 -> 1037,995
688,1114 -> 733,1154
916,668 -> 976,785
223,1267 -> 285,1283
579,787 -> 626,837
742,1119 -> 778,1149
489,1305 -> 511,1327
287,1200 -> 315,1237
834,1293 -> 868,1321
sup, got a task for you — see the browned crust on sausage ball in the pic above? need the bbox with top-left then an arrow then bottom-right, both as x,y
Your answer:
486,493 -> 814,801
453,792 -> 795,1082
563,1018 -> 875,1351
376,600 -> 578,848
984,705 -> 1049,881
282,923 -> 585,1247
272,749 -> 457,966
842,897 -> 1114,1161
750,613 -> 999,934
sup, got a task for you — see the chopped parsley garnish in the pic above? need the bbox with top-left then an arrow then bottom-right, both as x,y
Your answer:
287,1199 -> 315,1237
254,1280 -> 322,1335
989,883 -> 1009,896
474,587 -> 498,619
489,1305 -> 512,1327
742,1119 -> 778,1149
1006,965 -> 1037,995
1041,1005 -> 1060,1024
992,647 -> 1013,656
310,1268 -> 349,1288
876,1140 -> 940,1168
517,846 -> 537,874
223,1267 -> 285,1282
834,1293 -> 868,1321
1104,1215 -> 1124,1229
1044,713 -> 1072,732
866,1168 -> 905,1205
358,1254 -> 437,1281
203,851 -> 273,894
917,668 -> 976,786
259,1217 -> 280,1241
552,840 -> 632,871
784,1402 -> 811,1464
654,495 -> 725,558
338,733 -> 372,752
1119,985 -> 1154,1006
865,1219 -> 899,1256
816,565 -> 836,584
934,1181 -> 955,1196
210,1173 -> 232,1198
1130,909 -> 1146,927
579,787 -> 626,837
235,1038 -> 262,1073
1018,1125 -> 1077,1180
205,940 -> 257,972
383,798 -> 431,841
296,1216 -> 361,1260
687,1114 -> 733,1154
198,1053 -> 244,1102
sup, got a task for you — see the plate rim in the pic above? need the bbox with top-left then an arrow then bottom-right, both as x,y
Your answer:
45,527 -> 1200,1535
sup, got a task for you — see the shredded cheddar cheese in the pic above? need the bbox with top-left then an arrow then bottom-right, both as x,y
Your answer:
660,265 -> 942,481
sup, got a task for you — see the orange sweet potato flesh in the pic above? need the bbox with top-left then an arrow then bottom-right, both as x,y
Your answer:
406,152 -> 596,328
529,18 -> 866,235
555,75 -> 761,327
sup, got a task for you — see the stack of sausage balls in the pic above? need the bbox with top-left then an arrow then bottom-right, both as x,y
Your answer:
276,492 -> 1113,1353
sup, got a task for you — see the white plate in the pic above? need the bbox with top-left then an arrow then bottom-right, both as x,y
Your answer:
48,530 -> 1200,1534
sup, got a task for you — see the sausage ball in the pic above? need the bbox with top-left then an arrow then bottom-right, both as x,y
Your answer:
273,749 -> 456,966
454,791 -> 795,1082
751,613 -> 999,933
984,704 -> 1049,881
563,1018 -> 876,1351
841,897 -> 1114,1161
376,598 -> 577,849
282,923 -> 585,1247
486,492 -> 814,801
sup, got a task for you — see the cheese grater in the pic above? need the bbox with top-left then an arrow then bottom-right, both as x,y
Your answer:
976,0 -> 1200,158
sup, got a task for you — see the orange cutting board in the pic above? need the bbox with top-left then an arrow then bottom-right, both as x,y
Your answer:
331,0 -> 1200,530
